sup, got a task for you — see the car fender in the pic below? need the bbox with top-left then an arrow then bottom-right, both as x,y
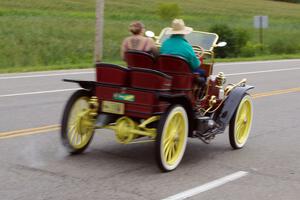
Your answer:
215,85 -> 254,130
63,79 -> 97,91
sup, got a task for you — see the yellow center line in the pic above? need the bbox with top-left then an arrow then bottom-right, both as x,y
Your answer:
0,125 -> 60,139
253,87 -> 300,99
0,87 -> 300,140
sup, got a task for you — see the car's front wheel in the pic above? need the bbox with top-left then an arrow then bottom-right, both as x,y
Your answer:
229,94 -> 253,149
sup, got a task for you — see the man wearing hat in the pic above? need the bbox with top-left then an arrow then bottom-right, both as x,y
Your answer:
160,19 -> 204,75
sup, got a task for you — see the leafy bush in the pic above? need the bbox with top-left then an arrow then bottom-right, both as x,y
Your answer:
240,42 -> 263,57
209,24 -> 250,58
272,0 -> 300,3
268,39 -> 300,54
157,3 -> 181,20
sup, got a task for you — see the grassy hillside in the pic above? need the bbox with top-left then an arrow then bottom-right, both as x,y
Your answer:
0,0 -> 300,71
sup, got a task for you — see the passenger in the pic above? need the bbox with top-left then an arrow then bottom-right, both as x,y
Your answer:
121,21 -> 158,60
160,19 -> 205,75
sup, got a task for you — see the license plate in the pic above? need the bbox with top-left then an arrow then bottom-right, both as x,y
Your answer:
102,101 -> 124,115
113,93 -> 135,102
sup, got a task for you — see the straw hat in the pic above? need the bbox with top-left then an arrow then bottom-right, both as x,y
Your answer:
165,19 -> 193,35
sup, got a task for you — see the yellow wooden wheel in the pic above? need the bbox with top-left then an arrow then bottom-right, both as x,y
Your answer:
229,94 -> 253,149
61,90 -> 96,154
156,105 -> 188,172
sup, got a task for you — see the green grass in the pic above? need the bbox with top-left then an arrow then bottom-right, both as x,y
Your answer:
2,53 -> 300,74
1,0 -> 300,72
216,53 -> 300,62
0,63 -> 97,74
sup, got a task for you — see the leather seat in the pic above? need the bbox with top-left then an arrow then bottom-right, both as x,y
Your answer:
156,55 -> 198,91
124,50 -> 155,69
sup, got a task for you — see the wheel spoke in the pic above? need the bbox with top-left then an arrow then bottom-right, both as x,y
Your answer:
166,142 -> 173,161
172,115 -> 179,127
164,138 -> 172,156
170,141 -> 176,161
236,122 -> 244,136
163,133 -> 173,145
172,142 -> 177,156
236,118 -> 248,142
173,115 -> 180,129
81,132 -> 86,143
72,130 -> 78,145
68,122 -> 77,134
238,113 -> 245,124
236,119 -> 244,130
163,139 -> 171,151
69,128 -> 77,144
167,144 -> 173,161
165,125 -> 173,138
72,101 -> 82,115
177,123 -> 184,136
169,142 -> 175,160
236,101 -> 251,141
77,134 -> 82,145
239,103 -> 246,115
237,111 -> 245,123
237,127 -> 244,140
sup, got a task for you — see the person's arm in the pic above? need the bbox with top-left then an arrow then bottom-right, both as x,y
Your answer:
148,38 -> 159,57
186,45 -> 206,75
121,38 -> 129,60
187,46 -> 201,70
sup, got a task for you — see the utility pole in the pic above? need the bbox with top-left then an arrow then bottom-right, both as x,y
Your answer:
94,0 -> 105,62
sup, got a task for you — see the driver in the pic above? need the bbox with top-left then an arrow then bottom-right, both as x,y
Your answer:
160,19 -> 205,75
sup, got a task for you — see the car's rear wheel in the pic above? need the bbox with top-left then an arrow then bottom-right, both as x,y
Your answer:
229,94 -> 253,149
61,90 -> 96,154
155,105 -> 188,172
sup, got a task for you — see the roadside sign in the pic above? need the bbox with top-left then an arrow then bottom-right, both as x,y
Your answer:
254,16 -> 268,29
254,16 -> 268,50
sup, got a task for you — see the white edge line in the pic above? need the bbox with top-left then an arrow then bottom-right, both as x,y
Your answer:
162,171 -> 249,200
1,59 -> 300,80
216,59 -> 300,66
0,88 -> 79,98
226,67 -> 300,76
1,66 -> 299,80
1,67 -> 300,98
0,71 -> 94,80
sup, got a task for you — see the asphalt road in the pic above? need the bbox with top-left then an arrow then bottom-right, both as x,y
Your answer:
0,59 -> 300,200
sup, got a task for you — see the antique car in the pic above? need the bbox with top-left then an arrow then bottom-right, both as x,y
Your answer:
61,28 -> 254,172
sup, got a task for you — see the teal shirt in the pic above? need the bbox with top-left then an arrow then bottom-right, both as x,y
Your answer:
160,35 -> 201,71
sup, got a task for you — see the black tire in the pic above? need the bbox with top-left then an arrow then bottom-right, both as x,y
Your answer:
61,89 -> 95,154
155,105 -> 189,172
229,94 -> 253,149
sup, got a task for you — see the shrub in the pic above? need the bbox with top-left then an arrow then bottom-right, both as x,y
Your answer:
269,39 -> 299,54
272,0 -> 300,3
209,24 -> 250,58
232,29 -> 250,56
157,3 -> 181,21
240,42 -> 263,57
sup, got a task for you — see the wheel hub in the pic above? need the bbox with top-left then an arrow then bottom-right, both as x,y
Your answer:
174,134 -> 179,141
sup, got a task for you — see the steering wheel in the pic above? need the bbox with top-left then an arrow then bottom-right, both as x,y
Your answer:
192,45 -> 205,58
